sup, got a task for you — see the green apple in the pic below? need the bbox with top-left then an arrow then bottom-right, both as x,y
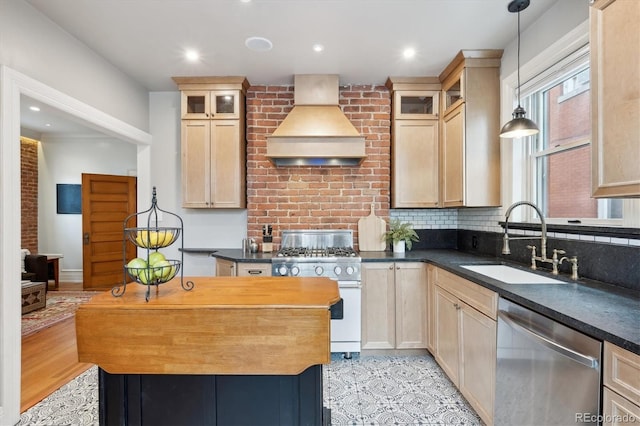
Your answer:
126,257 -> 147,277
153,260 -> 173,280
137,268 -> 155,285
148,251 -> 166,266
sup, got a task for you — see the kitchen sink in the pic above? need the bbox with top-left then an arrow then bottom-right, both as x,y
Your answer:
459,264 -> 567,284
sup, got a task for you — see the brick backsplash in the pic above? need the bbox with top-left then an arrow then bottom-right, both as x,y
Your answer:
21,138 -> 38,252
246,84 -> 391,249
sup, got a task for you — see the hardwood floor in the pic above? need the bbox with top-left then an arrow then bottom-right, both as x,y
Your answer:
21,282 -> 93,412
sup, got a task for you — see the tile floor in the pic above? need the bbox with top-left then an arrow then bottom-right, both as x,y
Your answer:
20,354 -> 483,425
325,354 -> 483,425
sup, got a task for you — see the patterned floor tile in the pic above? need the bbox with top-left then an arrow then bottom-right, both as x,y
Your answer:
21,353 -> 484,426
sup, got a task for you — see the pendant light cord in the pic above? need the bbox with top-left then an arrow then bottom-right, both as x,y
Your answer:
516,8 -> 521,107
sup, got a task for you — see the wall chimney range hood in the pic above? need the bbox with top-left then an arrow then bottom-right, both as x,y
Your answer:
266,75 -> 366,166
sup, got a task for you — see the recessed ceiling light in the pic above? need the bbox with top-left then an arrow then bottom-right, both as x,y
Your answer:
245,36 -> 273,52
403,48 -> 416,59
313,44 -> 324,53
240,0 -> 251,3
45,123 -> 51,127
185,49 -> 200,62
29,106 -> 40,112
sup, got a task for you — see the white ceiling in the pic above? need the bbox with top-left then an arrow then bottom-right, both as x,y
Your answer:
22,0 -> 557,134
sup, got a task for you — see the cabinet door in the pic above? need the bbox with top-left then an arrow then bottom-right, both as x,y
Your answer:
393,91 -> 439,120
361,263 -> 396,350
426,265 -> 437,353
181,120 -> 211,207
602,388 -> 640,426
434,286 -> 460,385
216,259 -> 236,276
442,71 -> 464,116
181,91 -> 211,119
459,302 -> 496,426
211,90 -> 240,119
591,0 -> 640,197
395,263 -> 428,349
211,120 -> 245,208
441,104 -> 464,207
392,120 -> 439,208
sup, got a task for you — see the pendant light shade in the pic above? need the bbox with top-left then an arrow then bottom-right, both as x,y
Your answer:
500,0 -> 539,139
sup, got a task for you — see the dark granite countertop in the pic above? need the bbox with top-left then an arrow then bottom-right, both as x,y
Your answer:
205,247 -> 640,354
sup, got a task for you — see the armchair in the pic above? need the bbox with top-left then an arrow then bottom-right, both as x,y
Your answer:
23,254 -> 49,284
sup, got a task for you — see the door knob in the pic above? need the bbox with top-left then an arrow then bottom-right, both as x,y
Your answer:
83,233 -> 90,245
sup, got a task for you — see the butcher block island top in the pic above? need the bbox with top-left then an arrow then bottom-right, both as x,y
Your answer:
76,276 -> 340,376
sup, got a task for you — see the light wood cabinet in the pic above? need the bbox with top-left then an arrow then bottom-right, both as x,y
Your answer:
438,50 -> 503,207
215,258 -> 236,276
602,342 -> 640,424
173,77 -> 249,208
236,263 -> 272,277
432,266 -> 497,426
361,262 -> 427,350
590,0 -> 640,198
386,78 -> 441,208
426,264 -> 437,353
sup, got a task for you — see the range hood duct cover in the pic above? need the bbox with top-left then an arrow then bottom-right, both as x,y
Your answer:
266,75 -> 366,166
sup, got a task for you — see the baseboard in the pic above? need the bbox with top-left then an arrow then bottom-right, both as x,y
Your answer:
60,269 -> 83,283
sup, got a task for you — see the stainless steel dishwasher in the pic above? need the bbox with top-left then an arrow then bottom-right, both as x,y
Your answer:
495,298 -> 602,425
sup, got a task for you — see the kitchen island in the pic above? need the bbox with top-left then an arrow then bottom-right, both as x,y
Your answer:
76,276 -> 340,426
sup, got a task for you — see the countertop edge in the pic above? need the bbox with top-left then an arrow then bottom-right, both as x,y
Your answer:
207,248 -> 640,354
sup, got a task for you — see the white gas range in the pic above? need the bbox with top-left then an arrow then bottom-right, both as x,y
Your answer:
272,230 -> 361,357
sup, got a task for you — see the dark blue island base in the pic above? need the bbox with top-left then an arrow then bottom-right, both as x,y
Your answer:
99,365 -> 329,426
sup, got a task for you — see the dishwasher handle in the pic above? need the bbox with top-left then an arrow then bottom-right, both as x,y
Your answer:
498,310 -> 599,370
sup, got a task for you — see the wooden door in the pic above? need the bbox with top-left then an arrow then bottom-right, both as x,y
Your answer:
211,119 -> 244,208
459,302 -> 496,426
394,263 -> 428,349
434,286 -> 460,385
361,262 -> 396,350
392,120 -> 439,208
181,120 -> 211,207
441,105 -> 464,207
82,174 -> 137,290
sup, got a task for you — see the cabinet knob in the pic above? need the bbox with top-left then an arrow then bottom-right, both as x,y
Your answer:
389,265 -> 393,270
396,266 -> 400,270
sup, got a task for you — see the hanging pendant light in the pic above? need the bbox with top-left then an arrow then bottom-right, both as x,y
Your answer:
500,0 -> 539,138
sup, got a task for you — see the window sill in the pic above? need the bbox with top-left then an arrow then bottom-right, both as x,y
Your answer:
498,222 -> 640,240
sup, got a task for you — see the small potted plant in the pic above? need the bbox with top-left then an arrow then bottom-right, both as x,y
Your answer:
383,219 -> 419,253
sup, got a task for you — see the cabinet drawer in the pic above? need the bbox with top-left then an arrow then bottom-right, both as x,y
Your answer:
604,342 -> 640,405
236,263 -> 272,277
602,387 -> 640,425
435,268 -> 497,320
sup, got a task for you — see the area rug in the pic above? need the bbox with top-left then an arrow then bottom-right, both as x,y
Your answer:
21,291 -> 101,337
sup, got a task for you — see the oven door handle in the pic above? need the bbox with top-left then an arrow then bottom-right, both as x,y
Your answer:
337,281 -> 361,288
498,311 -> 599,369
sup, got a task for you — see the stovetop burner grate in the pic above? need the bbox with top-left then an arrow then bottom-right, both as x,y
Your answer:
276,246 -> 358,258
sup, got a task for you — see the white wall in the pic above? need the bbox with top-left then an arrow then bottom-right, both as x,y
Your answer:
148,92 -> 248,275
37,136 -> 137,277
1,2 -> 151,424
500,0 -> 590,79
0,0 -> 149,131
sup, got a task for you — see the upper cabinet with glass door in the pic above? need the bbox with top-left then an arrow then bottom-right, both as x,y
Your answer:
177,77 -> 245,120
393,90 -> 439,120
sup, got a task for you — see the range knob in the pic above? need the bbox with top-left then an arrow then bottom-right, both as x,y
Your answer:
290,266 -> 300,276
278,265 -> 288,276
346,266 -> 355,275
334,266 -> 342,275
315,266 -> 324,276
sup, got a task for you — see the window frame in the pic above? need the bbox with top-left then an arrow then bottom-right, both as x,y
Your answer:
501,20 -> 638,229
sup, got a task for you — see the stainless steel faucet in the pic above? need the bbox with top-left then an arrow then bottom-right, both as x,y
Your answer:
502,201 -> 548,260
502,201 -> 579,279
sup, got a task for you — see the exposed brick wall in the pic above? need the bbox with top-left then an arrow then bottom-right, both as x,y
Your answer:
246,84 -> 391,250
21,138 -> 38,252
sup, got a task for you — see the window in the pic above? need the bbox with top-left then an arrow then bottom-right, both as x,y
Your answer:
514,46 -> 623,226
